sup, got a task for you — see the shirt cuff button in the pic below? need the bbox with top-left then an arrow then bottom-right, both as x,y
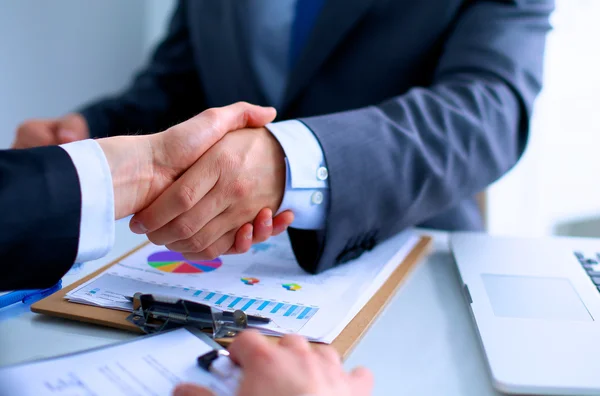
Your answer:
316,166 -> 328,181
311,191 -> 324,205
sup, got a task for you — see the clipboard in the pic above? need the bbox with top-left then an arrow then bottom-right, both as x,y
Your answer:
32,235 -> 432,359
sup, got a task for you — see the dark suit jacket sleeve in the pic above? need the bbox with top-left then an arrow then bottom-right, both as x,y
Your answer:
291,0 -> 553,273
0,146 -> 81,291
79,0 -> 205,138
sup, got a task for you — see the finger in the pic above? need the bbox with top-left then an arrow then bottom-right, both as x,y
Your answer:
251,208 -> 273,243
228,330 -> 274,368
226,223 -> 253,255
165,210 -> 237,254
132,103 -> 275,234
201,102 -> 277,138
314,345 -> 341,365
182,228 -> 240,261
132,159 -> 219,235
272,211 -> 294,236
172,383 -> 215,396
278,334 -> 312,353
349,367 -> 375,396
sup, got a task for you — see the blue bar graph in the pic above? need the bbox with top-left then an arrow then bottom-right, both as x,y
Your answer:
172,287 -> 319,324
284,305 -> 298,317
242,299 -> 256,311
204,292 -> 215,301
297,307 -> 312,319
228,297 -> 242,308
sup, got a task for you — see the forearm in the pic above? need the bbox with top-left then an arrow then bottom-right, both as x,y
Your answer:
295,74 -> 521,273
289,0 -> 552,274
0,147 -> 81,290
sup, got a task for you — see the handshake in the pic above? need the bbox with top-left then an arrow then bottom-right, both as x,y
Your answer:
14,103 -> 295,259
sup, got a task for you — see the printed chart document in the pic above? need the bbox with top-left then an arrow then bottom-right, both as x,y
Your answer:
0,328 -> 230,396
66,231 -> 419,342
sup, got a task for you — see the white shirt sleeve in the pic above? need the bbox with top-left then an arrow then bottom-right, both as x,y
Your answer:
60,140 -> 115,263
266,120 -> 329,230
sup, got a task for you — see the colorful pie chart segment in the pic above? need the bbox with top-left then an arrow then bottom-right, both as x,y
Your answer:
148,251 -> 222,274
282,283 -> 301,291
241,277 -> 260,285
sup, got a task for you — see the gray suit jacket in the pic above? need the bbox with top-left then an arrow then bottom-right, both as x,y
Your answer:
80,0 -> 554,273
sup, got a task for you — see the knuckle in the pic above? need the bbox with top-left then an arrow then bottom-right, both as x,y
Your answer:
173,220 -> 196,240
201,108 -> 220,131
174,184 -> 197,210
230,179 -> 250,199
189,235 -> 209,252
241,206 -> 254,218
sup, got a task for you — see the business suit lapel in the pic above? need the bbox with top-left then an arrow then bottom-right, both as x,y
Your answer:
282,0 -> 376,111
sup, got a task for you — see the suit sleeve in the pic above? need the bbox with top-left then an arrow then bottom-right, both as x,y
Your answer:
79,0 -> 205,138
290,0 -> 553,273
0,146 -> 81,290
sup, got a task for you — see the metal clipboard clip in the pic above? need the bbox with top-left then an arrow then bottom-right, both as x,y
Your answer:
125,293 -> 270,338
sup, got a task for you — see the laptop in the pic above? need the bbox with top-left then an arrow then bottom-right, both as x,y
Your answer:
451,232 -> 600,395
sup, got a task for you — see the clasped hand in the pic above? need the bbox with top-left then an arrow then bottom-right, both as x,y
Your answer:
92,102 -> 294,255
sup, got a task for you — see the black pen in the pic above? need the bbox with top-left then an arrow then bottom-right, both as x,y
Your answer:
198,349 -> 242,394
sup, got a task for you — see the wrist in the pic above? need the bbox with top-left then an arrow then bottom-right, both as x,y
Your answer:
97,135 -> 154,219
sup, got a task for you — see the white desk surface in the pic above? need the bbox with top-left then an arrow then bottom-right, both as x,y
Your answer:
0,222 -> 500,396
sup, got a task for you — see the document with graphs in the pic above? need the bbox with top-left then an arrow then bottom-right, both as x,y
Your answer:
66,231 -> 418,342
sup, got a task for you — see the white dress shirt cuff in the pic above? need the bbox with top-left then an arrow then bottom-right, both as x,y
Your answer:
60,139 -> 115,263
266,120 -> 329,230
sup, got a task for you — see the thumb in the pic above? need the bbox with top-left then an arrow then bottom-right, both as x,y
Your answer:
349,367 -> 374,396
161,103 -> 276,156
172,383 -> 215,396
57,128 -> 80,144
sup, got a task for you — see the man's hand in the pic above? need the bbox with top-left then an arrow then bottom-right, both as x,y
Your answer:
98,102 -> 277,219
173,330 -> 373,396
130,126 -> 287,260
13,113 -> 89,148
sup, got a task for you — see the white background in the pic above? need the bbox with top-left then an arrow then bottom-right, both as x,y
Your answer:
1,0 -> 598,239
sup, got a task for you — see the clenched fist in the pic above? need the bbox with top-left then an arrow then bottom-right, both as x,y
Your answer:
13,113 -> 89,149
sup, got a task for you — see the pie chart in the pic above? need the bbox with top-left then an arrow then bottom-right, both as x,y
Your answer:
241,277 -> 260,285
148,251 -> 222,274
282,283 -> 301,291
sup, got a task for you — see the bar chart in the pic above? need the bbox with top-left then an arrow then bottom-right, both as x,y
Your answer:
183,288 -> 319,323
69,272 -> 320,333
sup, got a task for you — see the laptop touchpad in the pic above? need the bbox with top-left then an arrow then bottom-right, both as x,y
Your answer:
481,274 -> 592,321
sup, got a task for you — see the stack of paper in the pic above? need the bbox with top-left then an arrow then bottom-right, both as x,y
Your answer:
66,230 -> 418,343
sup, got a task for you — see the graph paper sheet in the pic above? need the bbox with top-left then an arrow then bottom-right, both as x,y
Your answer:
66,231 -> 418,342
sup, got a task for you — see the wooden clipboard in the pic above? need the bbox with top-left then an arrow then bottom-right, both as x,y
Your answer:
32,236 -> 431,359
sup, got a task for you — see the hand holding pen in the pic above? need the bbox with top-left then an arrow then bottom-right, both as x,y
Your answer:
174,330 -> 373,396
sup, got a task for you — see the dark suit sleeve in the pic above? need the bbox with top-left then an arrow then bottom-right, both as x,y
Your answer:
79,0 -> 205,138
0,146 -> 81,291
292,0 -> 553,273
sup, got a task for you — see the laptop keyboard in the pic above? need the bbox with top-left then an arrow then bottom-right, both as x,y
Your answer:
574,252 -> 600,291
